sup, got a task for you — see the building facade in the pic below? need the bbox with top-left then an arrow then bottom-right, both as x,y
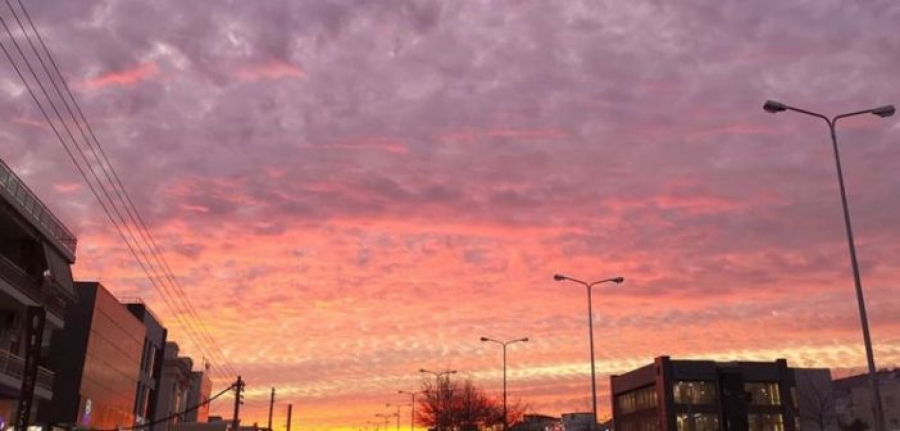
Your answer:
834,369 -> 900,431
124,300 -> 169,429
185,368 -> 213,423
610,356 -> 800,431
0,157 -> 78,428
561,412 -> 594,431
40,281 -> 145,430
155,342 -> 195,427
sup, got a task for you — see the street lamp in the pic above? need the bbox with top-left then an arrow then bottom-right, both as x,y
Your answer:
386,404 -> 406,431
553,274 -> 624,431
480,336 -> 529,431
763,99 -> 895,431
398,390 -> 423,431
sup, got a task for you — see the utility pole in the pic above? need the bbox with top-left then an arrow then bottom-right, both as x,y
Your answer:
232,376 -> 245,431
267,387 -> 276,431
286,404 -> 293,431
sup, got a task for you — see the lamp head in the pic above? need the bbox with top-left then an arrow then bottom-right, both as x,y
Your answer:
763,100 -> 788,113
610,276 -> 625,283
521,337 -> 529,342
418,368 -> 427,373
480,336 -> 489,342
872,105 -> 896,118
553,274 -> 567,281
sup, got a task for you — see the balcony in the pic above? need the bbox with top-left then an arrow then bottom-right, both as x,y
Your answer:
0,254 -> 67,318
0,158 -> 77,260
0,348 -> 55,397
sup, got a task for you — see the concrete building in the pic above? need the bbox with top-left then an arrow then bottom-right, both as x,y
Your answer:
124,300 -> 169,429
834,369 -> 900,431
185,368 -> 213,423
156,342 -> 195,427
40,282 -> 145,430
610,356 -> 800,431
511,414 -> 560,431
0,157 -> 78,428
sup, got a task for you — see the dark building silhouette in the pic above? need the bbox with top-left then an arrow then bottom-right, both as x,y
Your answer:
610,356 -> 799,431
156,342 -> 194,427
40,281 -> 145,430
124,300 -> 169,429
0,157 -> 78,426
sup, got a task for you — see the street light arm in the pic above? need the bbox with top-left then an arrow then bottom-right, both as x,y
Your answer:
553,273 -> 588,286
588,276 -> 625,287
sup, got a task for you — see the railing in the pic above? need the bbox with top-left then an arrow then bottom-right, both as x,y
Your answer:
0,158 -> 77,256
0,348 -> 55,392
0,255 -> 66,318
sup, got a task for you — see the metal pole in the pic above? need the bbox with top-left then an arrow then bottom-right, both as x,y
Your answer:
502,343 -> 508,431
268,387 -> 276,431
286,404 -> 292,431
828,121 -> 885,431
587,284 -> 598,431
410,394 -> 416,431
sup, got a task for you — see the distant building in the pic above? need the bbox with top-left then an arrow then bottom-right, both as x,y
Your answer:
185,368 -> 213,423
40,281 -> 145,430
561,412 -> 594,431
511,414 -> 560,431
610,356 -> 800,431
124,299 -> 169,429
834,369 -> 900,430
0,157 -> 78,427
155,342 -> 195,427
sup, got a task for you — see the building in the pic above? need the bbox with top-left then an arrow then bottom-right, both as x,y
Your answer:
155,342 -> 195,427
561,412 -> 594,431
610,356 -> 800,431
834,369 -> 900,431
185,368 -> 213,423
124,300 -> 169,429
0,157 -> 78,428
511,414 -> 560,431
794,368 -> 837,431
40,281 -> 146,430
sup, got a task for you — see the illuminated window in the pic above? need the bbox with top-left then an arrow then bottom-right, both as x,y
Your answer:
616,385 -> 658,414
676,413 -> 719,431
745,382 -> 781,405
748,414 -> 784,431
673,381 -> 717,405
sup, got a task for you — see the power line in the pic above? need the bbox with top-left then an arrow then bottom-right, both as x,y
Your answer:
0,2 -> 239,378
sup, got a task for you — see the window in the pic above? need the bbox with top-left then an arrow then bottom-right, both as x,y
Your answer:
673,381 -> 717,405
617,385 -> 658,414
748,414 -> 784,431
676,413 -> 719,431
745,382 -> 781,405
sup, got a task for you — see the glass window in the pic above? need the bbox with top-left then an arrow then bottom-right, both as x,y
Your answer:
673,381 -> 717,405
745,382 -> 781,406
748,414 -> 784,431
676,413 -> 719,431
617,385 -> 658,414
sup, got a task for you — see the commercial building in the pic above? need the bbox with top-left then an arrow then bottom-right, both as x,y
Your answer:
834,369 -> 900,430
40,281 -> 145,430
561,412 -> 594,431
610,356 -> 800,431
0,157 -> 78,428
511,414 -> 560,431
124,300 -> 169,429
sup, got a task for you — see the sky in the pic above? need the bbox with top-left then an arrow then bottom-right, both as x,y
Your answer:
2,0 -> 900,429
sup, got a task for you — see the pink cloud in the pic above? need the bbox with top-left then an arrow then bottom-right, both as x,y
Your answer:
82,62 -> 159,89
237,60 -> 305,81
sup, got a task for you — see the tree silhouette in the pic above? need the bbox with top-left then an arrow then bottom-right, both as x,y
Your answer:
416,377 -> 522,431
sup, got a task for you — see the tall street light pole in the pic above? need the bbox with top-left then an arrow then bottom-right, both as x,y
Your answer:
553,274 -> 625,431
419,369 -> 457,431
763,100 -> 895,431
398,390 -> 422,431
480,336 -> 529,431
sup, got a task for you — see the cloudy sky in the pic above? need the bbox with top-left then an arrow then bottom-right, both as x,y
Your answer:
2,0 -> 900,429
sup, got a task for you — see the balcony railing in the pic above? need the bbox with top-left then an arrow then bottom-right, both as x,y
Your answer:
0,158 -> 77,257
0,254 -> 67,318
0,348 -> 55,392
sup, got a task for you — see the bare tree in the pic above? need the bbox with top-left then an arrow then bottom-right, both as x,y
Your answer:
416,377 -> 506,431
795,370 -> 838,431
